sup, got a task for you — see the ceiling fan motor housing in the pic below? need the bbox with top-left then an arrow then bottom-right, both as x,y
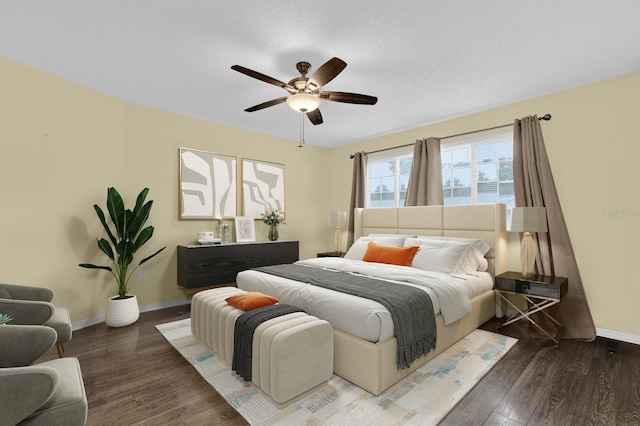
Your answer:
289,77 -> 310,91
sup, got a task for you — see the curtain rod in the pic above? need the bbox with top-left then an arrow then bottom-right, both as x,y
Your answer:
349,113 -> 552,159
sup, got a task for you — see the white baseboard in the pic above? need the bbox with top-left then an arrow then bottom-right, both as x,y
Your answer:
71,298 -> 191,331
596,327 -> 640,345
502,311 -> 640,346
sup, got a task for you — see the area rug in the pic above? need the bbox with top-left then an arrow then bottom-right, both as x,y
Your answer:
156,318 -> 517,425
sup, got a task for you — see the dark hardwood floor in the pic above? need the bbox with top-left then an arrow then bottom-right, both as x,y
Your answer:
40,306 -> 640,425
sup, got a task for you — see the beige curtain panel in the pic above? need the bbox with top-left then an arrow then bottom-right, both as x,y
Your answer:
347,152 -> 367,249
513,115 -> 596,341
405,137 -> 444,206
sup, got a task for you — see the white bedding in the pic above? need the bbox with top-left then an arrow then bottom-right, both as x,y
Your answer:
235,257 -> 493,343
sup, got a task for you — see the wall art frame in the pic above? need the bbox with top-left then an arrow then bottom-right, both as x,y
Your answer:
179,147 -> 237,219
242,158 -> 285,219
234,216 -> 256,242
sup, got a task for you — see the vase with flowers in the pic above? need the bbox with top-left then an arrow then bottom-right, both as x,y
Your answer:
261,208 -> 285,241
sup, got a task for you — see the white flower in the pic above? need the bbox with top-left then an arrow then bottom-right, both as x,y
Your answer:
261,208 -> 285,226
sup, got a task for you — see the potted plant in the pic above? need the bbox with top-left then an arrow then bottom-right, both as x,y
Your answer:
79,187 -> 166,327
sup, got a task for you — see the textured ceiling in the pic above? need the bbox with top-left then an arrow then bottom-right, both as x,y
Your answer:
1,1 -> 639,148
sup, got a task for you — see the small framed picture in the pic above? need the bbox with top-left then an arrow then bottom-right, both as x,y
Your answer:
234,217 -> 256,242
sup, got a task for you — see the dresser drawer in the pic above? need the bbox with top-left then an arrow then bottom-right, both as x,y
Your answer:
495,272 -> 568,299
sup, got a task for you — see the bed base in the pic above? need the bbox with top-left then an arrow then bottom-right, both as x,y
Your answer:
332,290 -> 496,395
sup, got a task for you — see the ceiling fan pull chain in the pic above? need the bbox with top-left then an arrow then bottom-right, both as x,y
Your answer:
299,108 -> 307,147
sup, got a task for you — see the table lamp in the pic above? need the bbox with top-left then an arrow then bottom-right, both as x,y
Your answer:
509,207 -> 548,277
329,211 -> 347,254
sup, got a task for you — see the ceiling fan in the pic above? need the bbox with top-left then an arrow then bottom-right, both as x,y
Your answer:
231,57 -> 378,125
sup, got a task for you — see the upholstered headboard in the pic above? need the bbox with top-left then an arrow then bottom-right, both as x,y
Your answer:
353,204 -> 507,276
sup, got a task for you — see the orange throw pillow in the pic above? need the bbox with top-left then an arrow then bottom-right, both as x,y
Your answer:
225,292 -> 279,311
362,242 -> 420,266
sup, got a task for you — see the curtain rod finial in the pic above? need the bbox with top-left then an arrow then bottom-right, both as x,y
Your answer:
539,113 -> 552,121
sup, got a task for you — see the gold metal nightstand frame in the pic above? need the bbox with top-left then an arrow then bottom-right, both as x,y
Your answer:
496,290 -> 563,344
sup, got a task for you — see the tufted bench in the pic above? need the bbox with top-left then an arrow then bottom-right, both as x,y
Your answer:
191,287 -> 333,404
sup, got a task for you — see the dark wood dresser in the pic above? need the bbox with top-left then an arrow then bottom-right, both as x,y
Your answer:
177,240 -> 299,292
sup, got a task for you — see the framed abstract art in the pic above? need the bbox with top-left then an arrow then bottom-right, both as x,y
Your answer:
179,148 -> 237,219
242,159 -> 285,219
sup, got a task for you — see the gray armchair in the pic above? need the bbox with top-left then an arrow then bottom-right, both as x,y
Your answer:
0,325 -> 88,425
0,283 -> 72,357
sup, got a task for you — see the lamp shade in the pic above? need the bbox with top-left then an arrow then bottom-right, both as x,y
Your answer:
329,211 -> 347,228
286,93 -> 321,112
510,207 -> 548,233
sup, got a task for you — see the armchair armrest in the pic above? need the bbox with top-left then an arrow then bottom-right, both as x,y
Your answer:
0,283 -> 54,302
0,365 -> 59,425
0,299 -> 55,325
0,325 -> 57,367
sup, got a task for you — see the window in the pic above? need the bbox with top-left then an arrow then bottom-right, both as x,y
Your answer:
441,133 -> 514,213
365,132 -> 515,214
367,153 -> 412,207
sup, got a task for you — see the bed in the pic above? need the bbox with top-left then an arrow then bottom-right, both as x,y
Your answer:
236,203 -> 507,395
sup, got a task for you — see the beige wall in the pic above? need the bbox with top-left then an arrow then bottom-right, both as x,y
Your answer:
0,56 -> 332,325
2,54 -> 639,339
327,71 -> 640,338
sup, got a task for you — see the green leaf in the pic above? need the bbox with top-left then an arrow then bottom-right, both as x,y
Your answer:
132,226 -> 154,253
138,246 -> 167,266
123,209 -> 132,243
115,240 -> 134,263
128,188 -> 151,238
78,263 -> 113,272
106,187 -> 125,239
97,238 -> 115,261
93,205 -> 117,247
134,188 -> 149,213
128,201 -> 152,240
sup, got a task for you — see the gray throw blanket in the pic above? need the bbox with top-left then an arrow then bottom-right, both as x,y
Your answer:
232,304 -> 305,381
254,264 -> 436,369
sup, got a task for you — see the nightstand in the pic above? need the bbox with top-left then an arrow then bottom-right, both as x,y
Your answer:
317,251 -> 345,258
494,271 -> 568,344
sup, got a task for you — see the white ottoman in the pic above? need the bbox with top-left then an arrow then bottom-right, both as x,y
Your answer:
191,288 -> 333,404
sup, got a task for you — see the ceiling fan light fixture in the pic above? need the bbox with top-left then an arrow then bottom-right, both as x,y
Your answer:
286,93 -> 320,113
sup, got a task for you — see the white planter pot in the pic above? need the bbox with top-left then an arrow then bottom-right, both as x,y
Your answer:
105,294 -> 140,327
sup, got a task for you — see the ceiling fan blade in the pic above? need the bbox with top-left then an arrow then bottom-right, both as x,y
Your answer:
306,109 -> 323,125
231,65 -> 295,93
320,91 -> 378,105
244,97 -> 288,112
307,57 -> 347,89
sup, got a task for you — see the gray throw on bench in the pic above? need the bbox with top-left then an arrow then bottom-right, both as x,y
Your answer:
232,303 -> 305,381
254,264 -> 436,369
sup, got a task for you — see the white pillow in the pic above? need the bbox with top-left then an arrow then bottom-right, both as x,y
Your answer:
404,238 -> 486,274
476,256 -> 489,272
411,236 -> 492,256
345,236 -> 407,260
